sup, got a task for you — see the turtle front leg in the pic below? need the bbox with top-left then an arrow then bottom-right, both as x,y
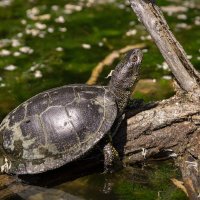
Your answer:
103,141 -> 122,173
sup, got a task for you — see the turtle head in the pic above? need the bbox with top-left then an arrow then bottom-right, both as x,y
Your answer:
110,49 -> 142,90
108,49 -> 143,114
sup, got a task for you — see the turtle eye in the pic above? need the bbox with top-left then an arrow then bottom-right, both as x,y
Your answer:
132,55 -> 138,62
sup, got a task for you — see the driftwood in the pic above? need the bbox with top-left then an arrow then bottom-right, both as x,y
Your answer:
0,0 -> 199,199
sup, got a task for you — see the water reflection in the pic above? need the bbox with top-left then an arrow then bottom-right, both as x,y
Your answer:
0,161 -> 187,200
2,180 -> 85,200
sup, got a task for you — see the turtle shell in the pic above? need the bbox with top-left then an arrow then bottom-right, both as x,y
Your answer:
0,85 -> 117,174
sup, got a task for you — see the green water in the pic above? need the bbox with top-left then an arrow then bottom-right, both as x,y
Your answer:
53,161 -> 187,200
0,0 -> 199,199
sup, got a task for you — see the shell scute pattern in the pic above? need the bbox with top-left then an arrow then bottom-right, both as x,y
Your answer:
48,87 -> 76,106
20,115 -> 45,148
65,99 -> 103,143
0,85 -> 117,174
8,105 -> 26,127
26,93 -> 49,116
1,128 -> 13,153
41,106 -> 80,152
76,86 -> 104,100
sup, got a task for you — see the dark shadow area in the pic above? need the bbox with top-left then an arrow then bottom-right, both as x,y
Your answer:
18,152 -> 104,187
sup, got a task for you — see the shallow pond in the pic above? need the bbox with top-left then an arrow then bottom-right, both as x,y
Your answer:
0,0 -> 199,199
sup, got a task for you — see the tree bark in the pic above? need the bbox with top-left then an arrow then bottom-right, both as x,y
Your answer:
119,97 -> 200,199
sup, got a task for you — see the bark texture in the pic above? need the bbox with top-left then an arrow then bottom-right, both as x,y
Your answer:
118,96 -> 200,199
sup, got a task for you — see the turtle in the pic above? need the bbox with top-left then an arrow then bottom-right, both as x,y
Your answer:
0,48 -> 142,175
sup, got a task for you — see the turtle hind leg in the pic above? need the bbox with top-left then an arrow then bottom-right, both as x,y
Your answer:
103,142 -> 123,173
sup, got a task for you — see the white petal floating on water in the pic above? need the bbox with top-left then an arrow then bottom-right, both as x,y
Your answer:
129,21 -> 135,26
21,19 -> 27,25
117,4 -> 125,9
98,42 -> 103,47
0,39 -> 10,48
187,55 -> 192,59
162,62 -> 170,70
17,33 -> 23,38
177,14 -> 187,20
125,29 -> 137,36
19,46 -> 34,54
39,32 -> 46,38
48,27 -> 54,33
0,49 -> 11,56
176,23 -> 191,30
13,51 -> 21,57
26,7 -> 40,19
4,65 -> 17,71
11,39 -> 21,47
51,5 -> 59,11
146,35 -> 152,40
183,1 -> 197,9
194,16 -> 200,26
0,0 -> 12,7
142,49 -> 148,53
55,16 -> 65,23
157,62 -> 170,71
59,27 -> 67,32
56,47 -> 63,52
25,28 -> 40,36
34,70 -> 43,78
64,4 -> 82,14
82,43 -> 91,49
140,35 -> 152,41
0,83 -> 6,87
33,14 -> 51,21
29,64 -> 39,72
161,6 -> 188,16
162,75 -> 172,80
35,22 -> 47,30
65,4 -> 82,11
